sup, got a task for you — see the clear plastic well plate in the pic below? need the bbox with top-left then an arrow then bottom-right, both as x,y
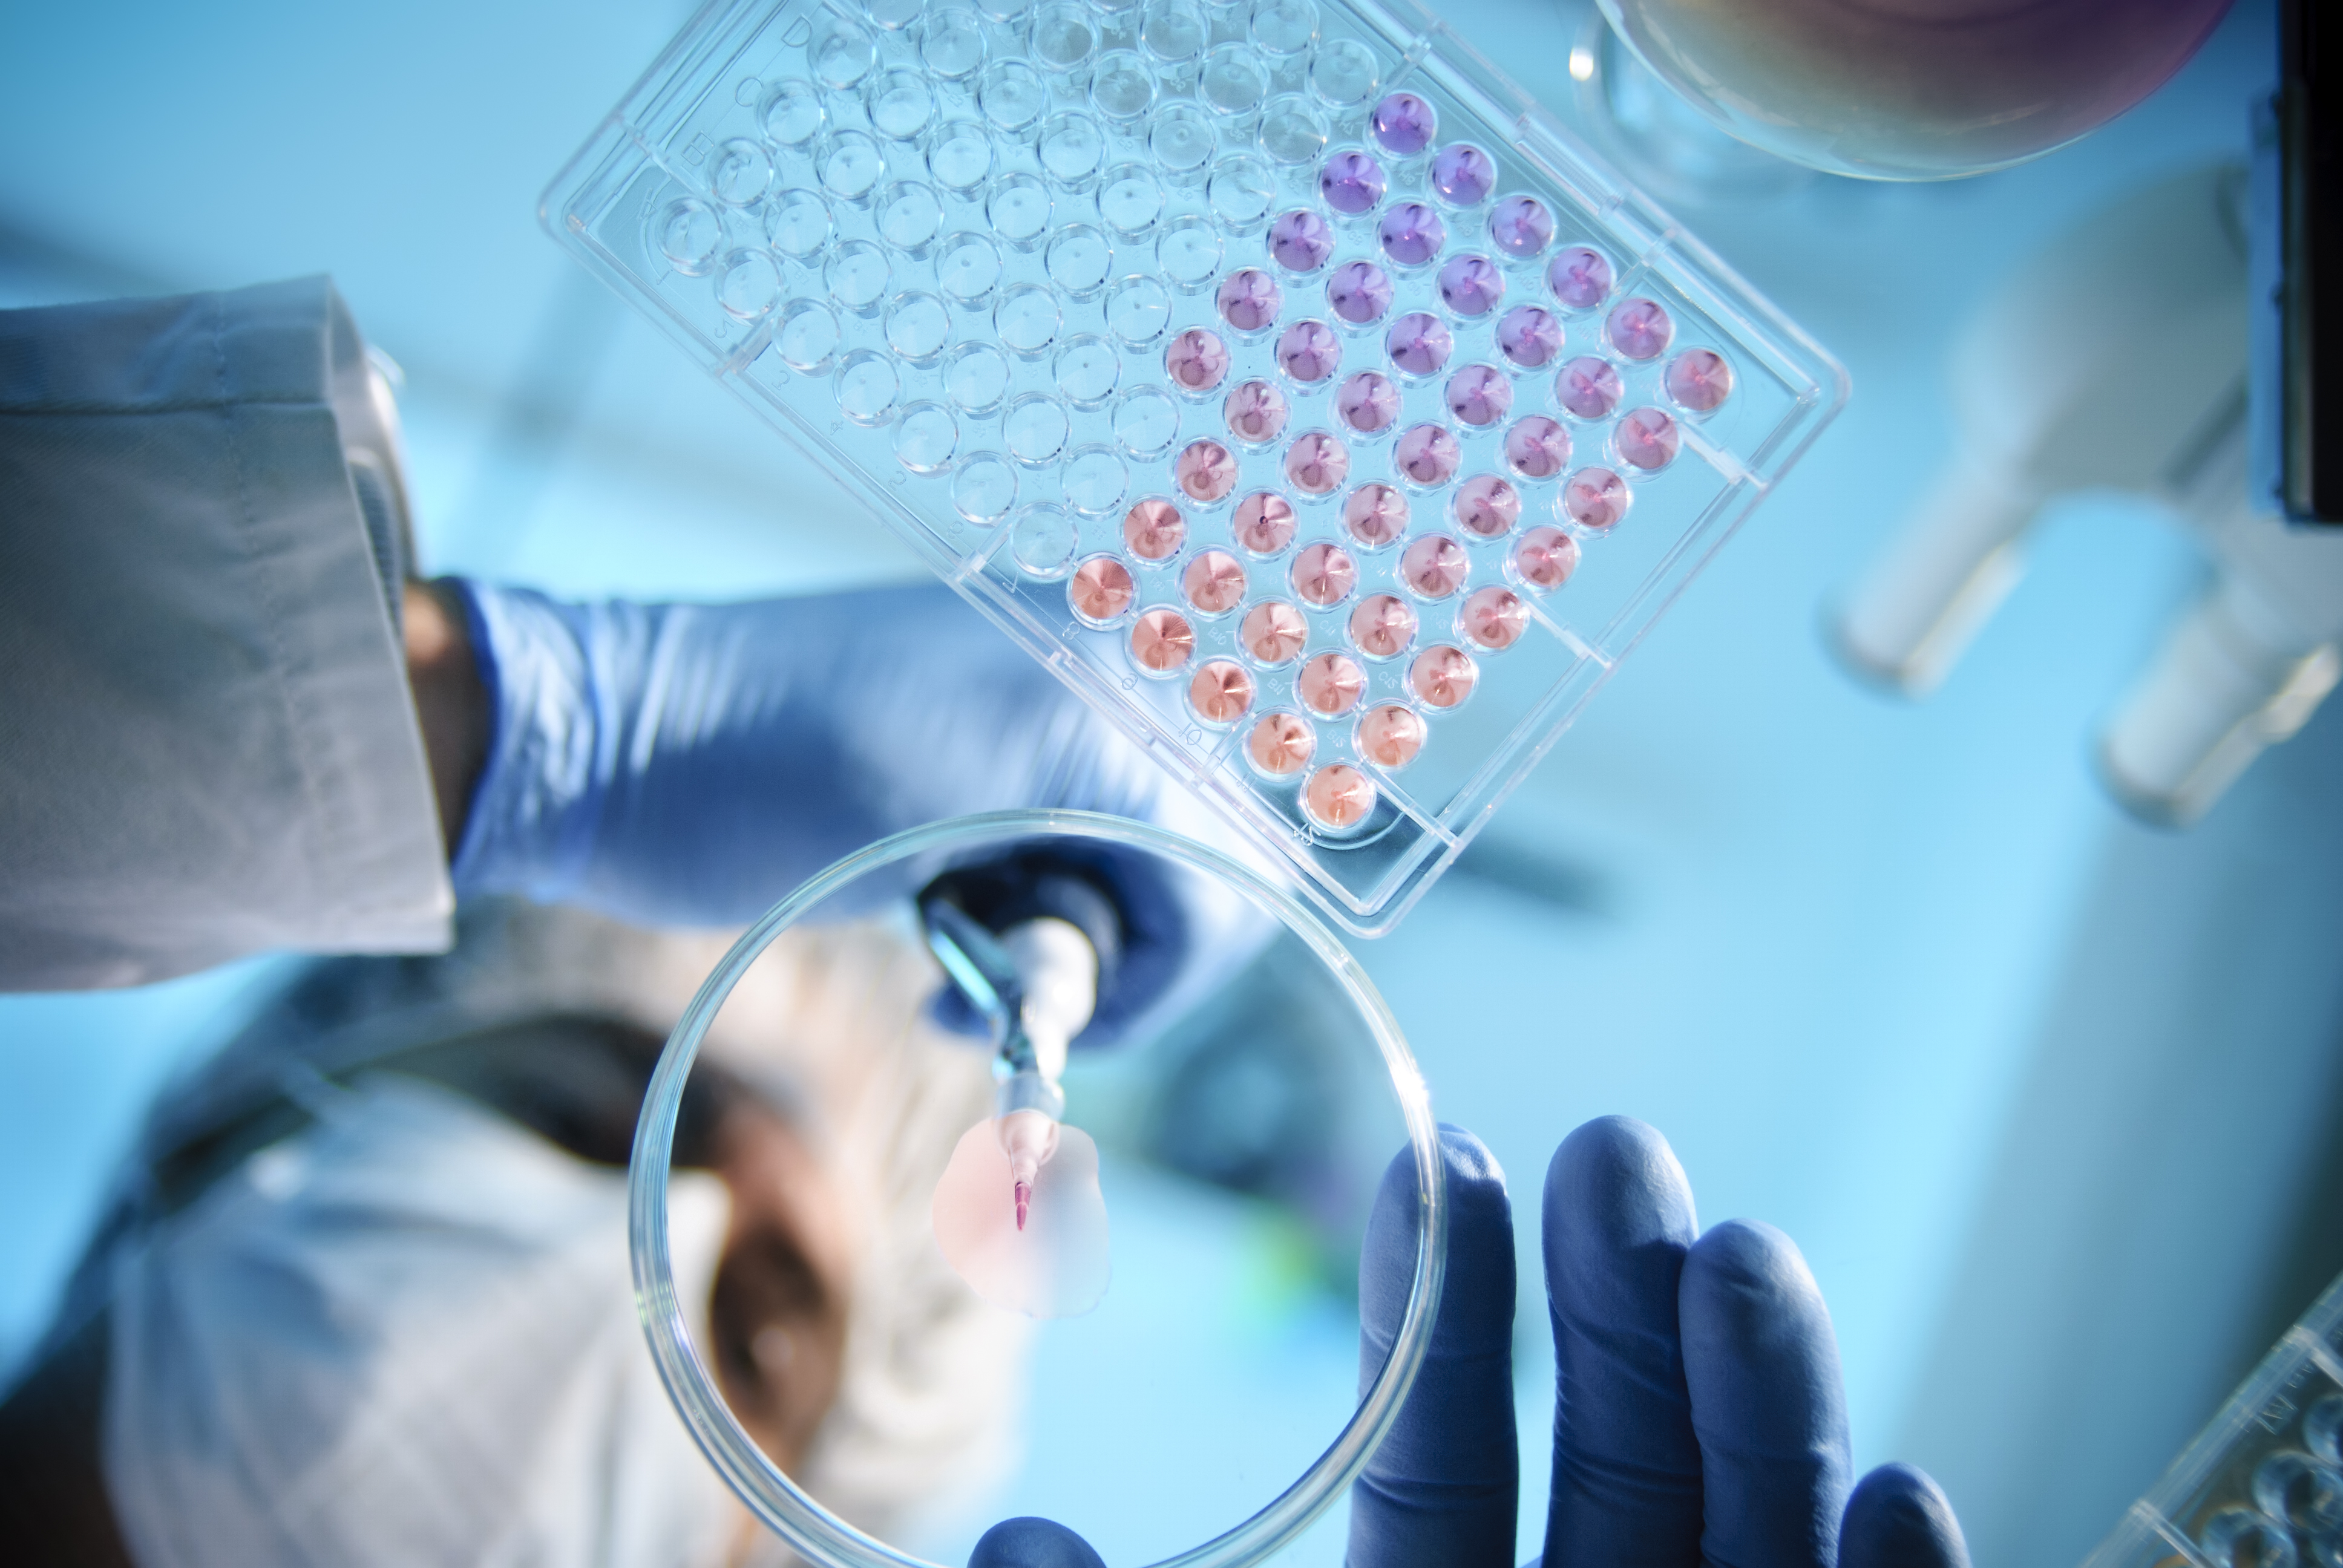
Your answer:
542,0 -> 1847,932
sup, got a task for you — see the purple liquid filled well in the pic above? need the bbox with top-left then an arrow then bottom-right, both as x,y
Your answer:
1606,297 -> 1674,361
1385,312 -> 1453,377
1337,371 -> 1400,434
1496,305 -> 1562,368
1342,482 -> 1409,547
1276,319 -> 1342,384
1164,327 -> 1231,392
1445,364 -> 1512,427
1326,260 -> 1394,325
1614,407 -> 1680,471
1284,430 -> 1351,495
1453,474 -> 1520,538
1513,525 -> 1579,592
1547,246 -> 1613,311
1370,91 -> 1435,157
1430,143 -> 1495,206
1270,209 -> 1335,272
1555,355 -> 1623,420
1177,437 -> 1239,501
1563,465 -> 1630,531
1437,254 -> 1504,317
1665,348 -> 1734,413
1504,416 -> 1570,479
1224,379 -> 1290,445
1216,267 -> 1282,332
1319,149 -> 1386,215
1489,195 -> 1554,259
1378,202 -> 1446,267
1394,423 -> 1461,487
1460,584 -> 1528,650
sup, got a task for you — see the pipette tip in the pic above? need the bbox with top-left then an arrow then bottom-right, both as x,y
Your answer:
1014,1181 -> 1032,1232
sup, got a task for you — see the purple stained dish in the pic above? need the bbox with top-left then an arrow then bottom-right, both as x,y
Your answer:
1394,422 -> 1461,487
1276,319 -> 1343,384
1400,533 -> 1470,599
1377,202 -> 1446,267
1216,268 -> 1282,333
1665,348 -> 1735,413
1564,465 -> 1631,530
1547,246 -> 1613,310
1164,327 -> 1231,393
1384,311 -> 1453,377
1614,407 -> 1680,471
1337,370 -> 1400,434
1370,91 -> 1436,157
1326,260 -> 1395,325
1554,355 -> 1623,420
1453,474 -> 1521,538
1285,430 -> 1351,495
1343,483 -> 1409,547
1177,437 -> 1240,501
1504,416 -> 1570,480
1270,209 -> 1336,273
1436,254 -> 1504,317
1445,364 -> 1512,427
1224,378 -> 1290,444
1513,526 -> 1579,592
1489,195 -> 1555,259
1234,491 -> 1299,555
1496,305 -> 1562,369
1319,149 -> 1387,215
1430,143 -> 1496,206
1607,297 -> 1674,361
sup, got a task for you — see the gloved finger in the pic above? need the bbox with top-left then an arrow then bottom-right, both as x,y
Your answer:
1679,1220 -> 1852,1568
1539,1115 -> 1703,1568
967,1517 -> 1108,1568
1349,1124 -> 1519,1568
1838,1464 -> 1970,1568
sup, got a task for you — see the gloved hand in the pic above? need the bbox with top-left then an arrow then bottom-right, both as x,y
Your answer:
968,1117 -> 1970,1568
444,579 -> 1253,1040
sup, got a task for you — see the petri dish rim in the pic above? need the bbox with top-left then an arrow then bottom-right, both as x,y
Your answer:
629,809 -> 1447,1568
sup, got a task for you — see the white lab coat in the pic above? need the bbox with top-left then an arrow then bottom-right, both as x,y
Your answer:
0,276 -> 451,989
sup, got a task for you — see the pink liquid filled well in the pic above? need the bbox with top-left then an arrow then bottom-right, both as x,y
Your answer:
1343,482 -> 1409,547
1411,643 -> 1478,708
1496,305 -> 1562,369
932,1117 -> 1109,1319
1564,466 -> 1630,531
1299,650 -> 1366,716
1460,584 -> 1529,650
1358,703 -> 1427,768
1385,312 -> 1453,377
1327,261 -> 1395,326
1555,356 -> 1624,420
1188,658 -> 1255,724
1430,143 -> 1495,206
1453,474 -> 1521,538
1348,593 -> 1417,659
1394,423 -> 1461,487
1217,267 -> 1282,332
1069,555 -> 1136,623
1547,246 -> 1613,310
1445,364 -> 1513,428
1234,491 -> 1298,555
1504,416 -> 1570,480
1400,533 -> 1470,598
1276,319 -> 1342,384
1241,598 -> 1309,663
1665,348 -> 1734,413
1122,497 -> 1187,560
1513,524 -> 1580,592
1489,195 -> 1555,260
1224,379 -> 1290,445
1130,606 -> 1196,672
1377,202 -> 1446,267
1248,710 -> 1316,775
1614,408 -> 1681,472
1270,209 -> 1336,272
1371,91 -> 1436,157
1303,763 -> 1377,830
1181,549 -> 1248,614
1606,298 -> 1674,361
1290,540 -> 1358,607
1164,327 -> 1232,392
1319,149 -> 1387,215
1284,430 -> 1350,495
1437,255 -> 1504,318
1337,371 -> 1400,434
1177,438 -> 1239,502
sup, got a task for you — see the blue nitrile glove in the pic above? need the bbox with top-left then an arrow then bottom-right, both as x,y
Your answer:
445,579 -> 1250,1042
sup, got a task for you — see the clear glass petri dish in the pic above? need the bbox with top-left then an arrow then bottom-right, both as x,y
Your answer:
629,809 -> 1446,1568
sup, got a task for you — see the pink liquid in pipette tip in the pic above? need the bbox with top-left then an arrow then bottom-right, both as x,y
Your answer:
932,1116 -> 1109,1319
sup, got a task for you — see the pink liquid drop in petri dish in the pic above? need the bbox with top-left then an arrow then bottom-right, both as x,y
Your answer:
1122,497 -> 1187,560
1370,91 -> 1436,156
1496,306 -> 1562,369
1164,327 -> 1232,391
1564,465 -> 1631,530
1358,703 -> 1427,768
1290,540 -> 1358,606
1319,149 -> 1387,215
1489,195 -> 1555,259
1378,202 -> 1447,267
1411,643 -> 1478,708
1394,423 -> 1461,487
1453,474 -> 1521,538
1283,430 -> 1351,494
1401,533 -> 1470,598
1349,592 -> 1418,658
1270,209 -> 1336,272
1069,554 -> 1136,622
1234,491 -> 1298,555
1606,298 -> 1674,361
1547,246 -> 1613,310
1177,438 -> 1240,501
1614,408 -> 1681,472
1276,319 -> 1342,384
1130,606 -> 1196,672
1326,260 -> 1395,325
1445,364 -> 1513,427
1248,710 -> 1316,775
1665,348 -> 1734,413
1342,482 -> 1409,547
1299,650 -> 1366,716
1337,371 -> 1401,434
1181,548 -> 1248,613
1303,762 -> 1377,829
1555,355 -> 1624,420
1504,416 -> 1571,480
1216,267 -> 1282,332
1430,143 -> 1496,206
1460,584 -> 1529,650
1241,598 -> 1309,662
1385,312 -> 1453,377
1514,524 -> 1580,591
1188,658 -> 1255,723
1224,379 -> 1290,444
1437,255 -> 1504,317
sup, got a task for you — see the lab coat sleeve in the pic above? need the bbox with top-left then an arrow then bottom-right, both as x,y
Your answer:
0,276 -> 452,990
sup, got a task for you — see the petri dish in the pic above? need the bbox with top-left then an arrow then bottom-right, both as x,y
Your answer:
629,810 -> 1444,1568
1208,155 -> 1277,230
1250,0 -> 1318,59
980,60 -> 1051,136
1028,0 -> 1098,74
809,14 -> 880,91
819,131 -> 888,204
1201,43 -> 1270,122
